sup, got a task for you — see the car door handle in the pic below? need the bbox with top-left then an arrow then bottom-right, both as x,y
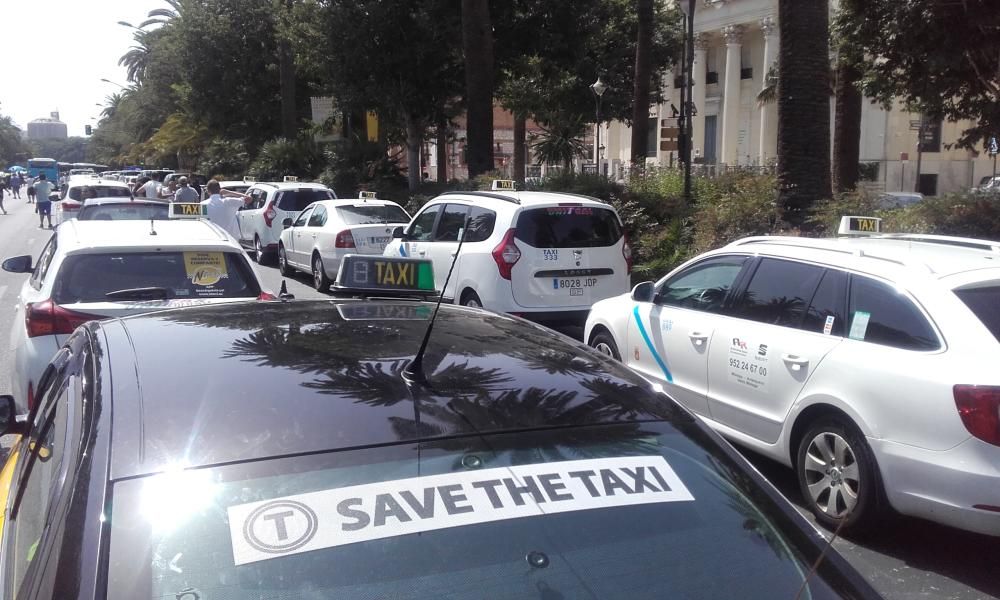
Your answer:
782,354 -> 810,371
688,331 -> 708,346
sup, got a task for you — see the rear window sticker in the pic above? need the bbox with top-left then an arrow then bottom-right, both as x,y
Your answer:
227,456 -> 694,566
184,252 -> 229,286
848,311 -> 871,341
823,315 -> 835,335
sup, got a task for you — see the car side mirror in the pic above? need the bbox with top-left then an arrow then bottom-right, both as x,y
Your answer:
2,255 -> 33,274
631,281 -> 655,303
391,226 -> 405,239
0,395 -> 26,435
283,217 -> 293,229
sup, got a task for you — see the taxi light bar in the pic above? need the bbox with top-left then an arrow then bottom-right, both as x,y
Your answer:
359,191 -> 377,200
283,175 -> 299,182
838,216 -> 881,236
243,176 -> 256,182
333,255 -> 436,296
169,202 -> 206,219
491,179 -> 516,191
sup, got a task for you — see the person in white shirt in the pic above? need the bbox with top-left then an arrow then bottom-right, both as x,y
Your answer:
136,175 -> 163,200
201,179 -> 251,239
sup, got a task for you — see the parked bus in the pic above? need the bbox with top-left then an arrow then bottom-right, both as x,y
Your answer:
27,158 -> 59,187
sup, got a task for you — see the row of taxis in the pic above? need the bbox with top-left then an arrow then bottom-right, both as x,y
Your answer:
0,176 -> 882,598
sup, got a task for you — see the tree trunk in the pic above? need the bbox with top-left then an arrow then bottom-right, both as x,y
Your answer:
777,0 -> 831,227
513,113 -> 526,184
436,122 -> 448,182
461,0 -> 495,178
278,0 -> 297,139
630,0 -> 654,165
832,58 -> 862,193
405,115 -> 422,192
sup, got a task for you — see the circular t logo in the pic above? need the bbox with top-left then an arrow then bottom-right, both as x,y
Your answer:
243,500 -> 318,554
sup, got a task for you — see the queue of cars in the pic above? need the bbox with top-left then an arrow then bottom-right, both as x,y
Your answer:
0,175 -> 996,597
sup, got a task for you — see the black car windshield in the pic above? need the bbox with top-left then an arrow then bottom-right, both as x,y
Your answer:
336,203 -> 409,225
77,203 -> 170,221
516,206 -> 623,248
107,424 -> 849,599
52,251 -> 259,302
277,189 -> 336,212
69,185 -> 132,201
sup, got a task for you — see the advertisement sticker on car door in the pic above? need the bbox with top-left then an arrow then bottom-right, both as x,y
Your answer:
727,337 -> 770,392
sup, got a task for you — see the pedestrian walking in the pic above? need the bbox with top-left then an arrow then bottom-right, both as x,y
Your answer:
200,179 -> 251,239
160,179 -> 178,201
26,181 -> 35,203
10,174 -> 20,199
0,180 -> 7,215
173,176 -> 199,202
33,173 -> 55,229
136,174 -> 162,200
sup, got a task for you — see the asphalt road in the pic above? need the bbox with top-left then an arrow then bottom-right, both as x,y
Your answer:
0,213 -> 997,599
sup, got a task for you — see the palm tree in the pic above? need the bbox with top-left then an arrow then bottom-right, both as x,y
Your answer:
461,0 -> 495,178
530,114 -> 588,172
137,0 -> 181,29
756,63 -> 778,108
777,0 -> 832,228
118,30 -> 153,83
630,0 -> 654,164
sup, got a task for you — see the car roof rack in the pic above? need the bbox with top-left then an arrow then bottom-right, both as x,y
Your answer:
729,236 -> 927,271
440,191 -> 521,204
870,234 -> 1000,254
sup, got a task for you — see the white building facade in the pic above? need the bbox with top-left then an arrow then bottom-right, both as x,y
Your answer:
601,0 -> 995,195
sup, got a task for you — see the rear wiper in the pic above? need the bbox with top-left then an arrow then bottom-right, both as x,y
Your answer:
105,287 -> 170,300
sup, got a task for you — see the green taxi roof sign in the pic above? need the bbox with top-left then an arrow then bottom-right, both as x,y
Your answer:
334,255 -> 436,297
838,215 -> 881,236
169,202 -> 206,219
491,179 -> 516,191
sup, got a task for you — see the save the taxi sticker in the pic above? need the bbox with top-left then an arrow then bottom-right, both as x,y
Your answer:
227,456 -> 693,566
183,252 -> 229,286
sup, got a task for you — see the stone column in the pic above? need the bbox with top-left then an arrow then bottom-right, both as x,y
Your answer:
720,24 -> 744,166
691,33 -> 710,162
758,16 -> 778,165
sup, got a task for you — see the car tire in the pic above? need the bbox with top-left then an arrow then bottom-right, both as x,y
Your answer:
590,330 -> 621,360
278,244 -> 292,276
312,253 -> 330,292
254,236 -> 270,265
459,290 -> 482,308
796,417 -> 883,532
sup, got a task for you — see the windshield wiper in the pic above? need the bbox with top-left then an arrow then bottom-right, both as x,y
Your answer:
105,287 -> 170,301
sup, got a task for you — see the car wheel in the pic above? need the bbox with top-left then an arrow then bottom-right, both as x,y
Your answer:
796,418 -> 883,532
590,330 -> 621,360
312,253 -> 330,292
254,236 -> 269,265
278,244 -> 292,276
460,290 -> 482,308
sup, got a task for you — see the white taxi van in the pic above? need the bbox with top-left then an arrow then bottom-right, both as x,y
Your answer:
585,216 -> 1000,536
384,181 -> 632,324
2,204 -> 273,413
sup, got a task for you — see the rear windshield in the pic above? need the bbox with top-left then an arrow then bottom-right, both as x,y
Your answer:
955,286 -> 1000,342
69,186 -> 132,201
336,204 -> 410,225
277,189 -> 336,212
77,203 -> 170,221
106,424 -> 851,600
53,251 -> 259,303
515,206 -> 622,248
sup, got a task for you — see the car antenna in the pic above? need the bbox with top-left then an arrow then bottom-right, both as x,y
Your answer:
402,215 -> 471,386
792,517 -> 847,600
149,218 -> 157,236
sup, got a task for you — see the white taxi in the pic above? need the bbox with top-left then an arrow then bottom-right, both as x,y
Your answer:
278,193 -> 411,290
55,176 -> 134,224
237,180 -> 337,263
384,181 -> 632,324
2,214 -> 273,413
585,217 -> 1000,536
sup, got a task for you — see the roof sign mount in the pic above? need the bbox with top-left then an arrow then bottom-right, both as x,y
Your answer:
838,216 -> 881,236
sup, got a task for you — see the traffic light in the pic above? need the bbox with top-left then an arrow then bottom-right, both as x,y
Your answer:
85,125 -> 93,135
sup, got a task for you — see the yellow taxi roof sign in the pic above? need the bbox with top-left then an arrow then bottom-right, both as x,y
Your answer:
359,191 -> 377,200
838,216 -> 881,236
491,179 -> 516,191
169,202 -> 207,219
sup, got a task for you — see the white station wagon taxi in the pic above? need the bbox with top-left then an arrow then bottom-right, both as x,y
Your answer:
585,217 -> 1000,536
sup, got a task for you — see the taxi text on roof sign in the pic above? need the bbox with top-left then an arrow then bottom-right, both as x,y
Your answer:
334,255 -> 435,295
359,191 -> 377,200
837,215 -> 881,236
491,179 -> 516,191
169,202 -> 207,219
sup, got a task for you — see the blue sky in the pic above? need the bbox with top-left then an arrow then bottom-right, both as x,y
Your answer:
1,0 -> 164,136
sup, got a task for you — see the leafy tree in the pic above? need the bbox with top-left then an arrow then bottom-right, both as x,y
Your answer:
777,0 -> 831,226
0,113 -> 30,166
461,0 -> 495,179
840,0 -> 1000,149
530,114 -> 588,171
831,0 -> 866,193
30,137 -> 90,163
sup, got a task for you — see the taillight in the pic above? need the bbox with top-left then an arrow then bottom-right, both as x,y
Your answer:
25,300 -> 103,338
335,230 -> 356,248
263,200 -> 277,227
258,291 -> 277,300
27,382 -> 35,412
622,233 -> 633,275
491,228 -> 521,280
954,385 -> 1000,446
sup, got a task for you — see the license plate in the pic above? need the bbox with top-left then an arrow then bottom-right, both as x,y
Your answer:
370,236 -> 390,245
553,277 -> 599,291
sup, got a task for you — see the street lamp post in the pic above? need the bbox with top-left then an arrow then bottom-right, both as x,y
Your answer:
679,0 -> 696,204
590,77 -> 608,173
100,78 -> 129,91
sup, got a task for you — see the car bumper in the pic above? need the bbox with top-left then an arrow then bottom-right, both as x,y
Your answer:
871,436 -> 1000,536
